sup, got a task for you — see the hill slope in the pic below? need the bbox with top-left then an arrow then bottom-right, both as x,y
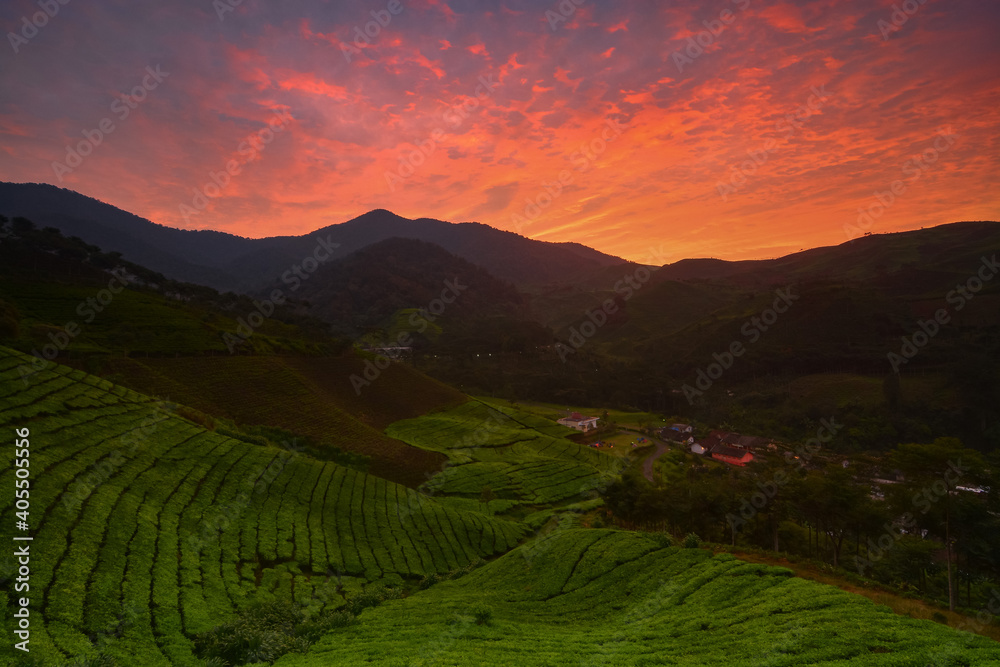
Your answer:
281,237 -> 528,336
0,347 -> 525,665
276,529 -> 1000,666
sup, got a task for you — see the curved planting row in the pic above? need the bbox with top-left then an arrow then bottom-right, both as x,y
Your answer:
386,401 -> 617,507
0,346 -> 525,665
277,530 -> 1000,667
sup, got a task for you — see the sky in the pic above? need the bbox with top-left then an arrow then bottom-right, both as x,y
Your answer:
1,0 -> 998,264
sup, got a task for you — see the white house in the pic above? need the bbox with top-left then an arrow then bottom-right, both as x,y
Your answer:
557,412 -> 600,431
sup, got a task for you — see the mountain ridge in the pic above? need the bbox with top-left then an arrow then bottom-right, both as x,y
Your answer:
0,182 -> 625,292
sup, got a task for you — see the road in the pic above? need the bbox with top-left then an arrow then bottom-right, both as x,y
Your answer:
642,439 -> 670,482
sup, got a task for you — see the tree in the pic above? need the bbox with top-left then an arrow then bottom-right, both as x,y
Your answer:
11,216 -> 34,232
891,438 -> 987,610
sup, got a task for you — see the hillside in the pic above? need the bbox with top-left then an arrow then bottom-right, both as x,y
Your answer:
0,182 -> 625,292
99,354 -> 465,487
279,237 -> 529,337
0,220 -> 474,486
0,347 -> 526,665
4,349 -> 997,665
276,529 -> 1000,666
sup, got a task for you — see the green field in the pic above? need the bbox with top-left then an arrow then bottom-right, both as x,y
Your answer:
386,400 -> 622,505
2,344 -> 999,665
0,347 -> 523,665
276,529 -> 1000,666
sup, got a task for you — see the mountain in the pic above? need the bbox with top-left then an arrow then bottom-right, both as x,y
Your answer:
655,221 -> 1000,290
0,182 -> 625,292
276,237 -> 528,336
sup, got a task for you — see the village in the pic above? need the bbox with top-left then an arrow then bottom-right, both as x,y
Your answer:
556,410 -> 777,468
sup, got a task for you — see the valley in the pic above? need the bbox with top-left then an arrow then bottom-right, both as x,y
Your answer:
1,201 -> 999,665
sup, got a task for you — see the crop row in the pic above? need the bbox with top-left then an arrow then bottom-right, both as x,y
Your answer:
0,346 -> 525,665
277,530 -> 1000,667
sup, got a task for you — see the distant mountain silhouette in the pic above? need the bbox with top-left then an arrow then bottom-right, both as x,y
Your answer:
282,237 -> 528,335
653,221 -> 1000,289
0,182 -> 624,292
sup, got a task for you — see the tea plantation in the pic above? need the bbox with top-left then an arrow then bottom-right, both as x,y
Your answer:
386,400 -> 621,504
2,344 -> 999,665
277,529 -> 1000,666
0,347 -> 523,665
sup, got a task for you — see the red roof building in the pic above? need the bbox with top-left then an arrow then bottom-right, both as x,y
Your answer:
711,444 -> 755,467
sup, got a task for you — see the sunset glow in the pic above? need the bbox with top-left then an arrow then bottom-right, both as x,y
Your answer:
2,0 -> 998,262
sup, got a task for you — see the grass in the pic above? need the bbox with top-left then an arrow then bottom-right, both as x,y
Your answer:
478,396 -> 664,430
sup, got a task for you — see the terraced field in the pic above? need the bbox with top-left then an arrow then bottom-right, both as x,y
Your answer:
386,400 -> 621,504
277,529 -> 1000,666
0,346 -> 524,665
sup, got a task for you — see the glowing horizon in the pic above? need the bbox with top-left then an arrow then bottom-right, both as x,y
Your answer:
1,0 -> 998,264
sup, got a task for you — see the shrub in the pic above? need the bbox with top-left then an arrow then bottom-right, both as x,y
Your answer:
683,533 -> 701,549
471,603 -> 493,626
175,405 -> 216,430
652,532 -> 675,548
344,585 -> 402,616
295,610 -> 355,642
194,601 -> 306,665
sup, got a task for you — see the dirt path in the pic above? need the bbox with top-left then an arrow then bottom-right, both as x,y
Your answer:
642,440 -> 670,482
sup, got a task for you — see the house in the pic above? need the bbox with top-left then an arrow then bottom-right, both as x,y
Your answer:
557,412 -> 600,431
705,430 -> 773,452
659,423 -> 694,444
711,444 -> 755,467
